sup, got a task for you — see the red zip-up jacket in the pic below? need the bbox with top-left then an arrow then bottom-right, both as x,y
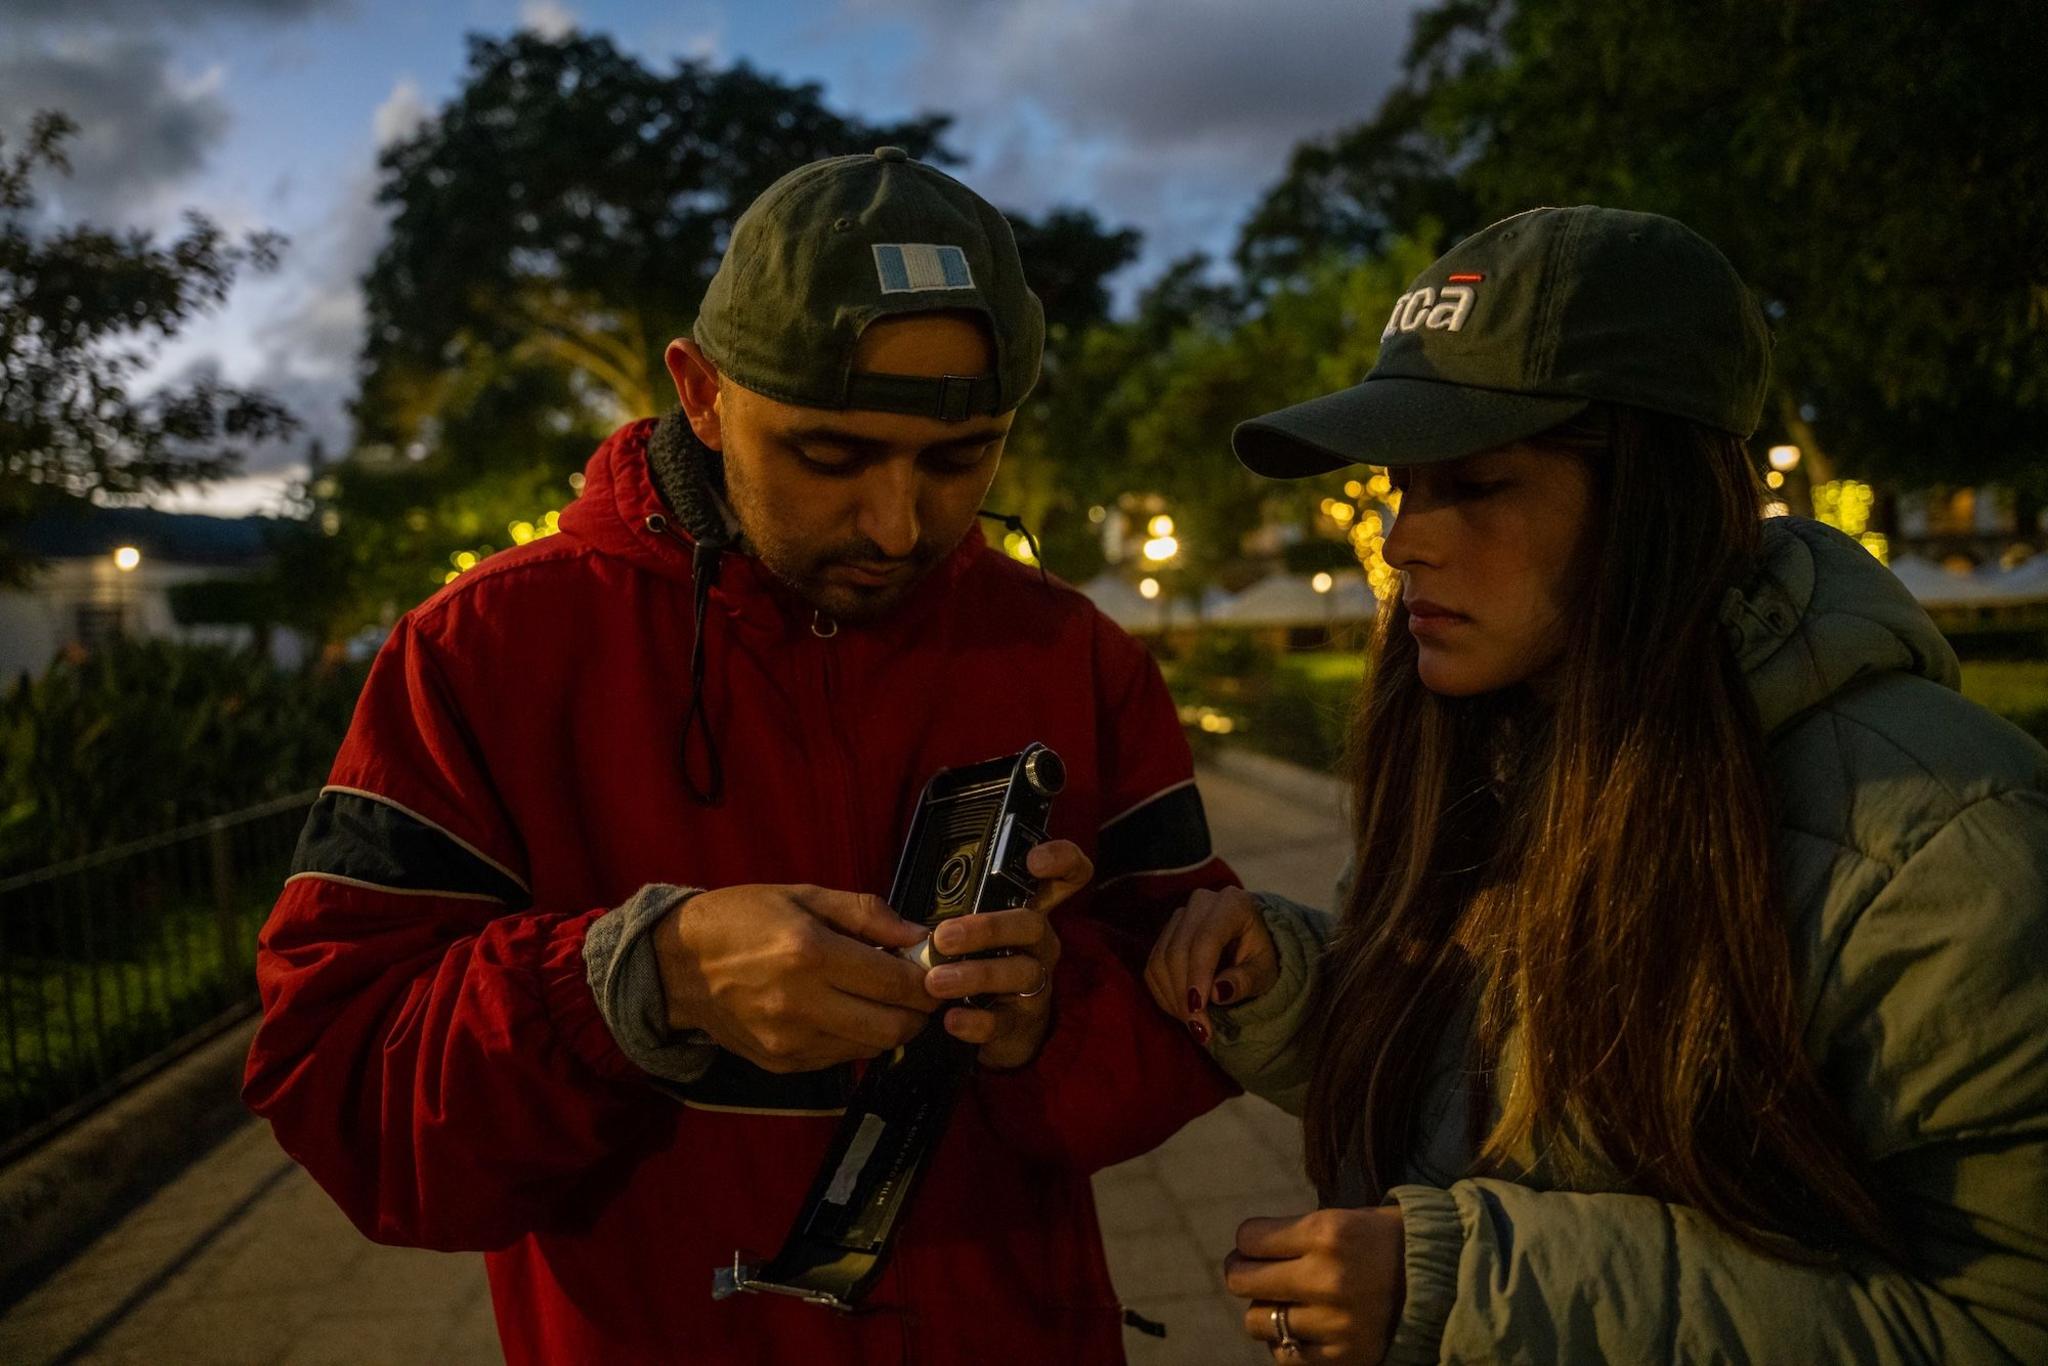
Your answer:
244,418 -> 1239,1364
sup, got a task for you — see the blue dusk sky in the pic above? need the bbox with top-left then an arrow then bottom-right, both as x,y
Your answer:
1,0 -> 1422,512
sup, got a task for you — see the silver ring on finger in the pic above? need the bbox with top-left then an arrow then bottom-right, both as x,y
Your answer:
1014,964 -> 1049,999
1271,1302 -> 1305,1359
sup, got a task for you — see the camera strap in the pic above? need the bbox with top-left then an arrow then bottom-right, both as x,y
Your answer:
712,1020 -> 976,1310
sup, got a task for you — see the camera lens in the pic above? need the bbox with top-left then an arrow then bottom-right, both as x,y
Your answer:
936,852 -> 974,903
1023,747 -> 1066,796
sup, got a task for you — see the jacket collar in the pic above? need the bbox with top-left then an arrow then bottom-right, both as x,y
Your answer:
557,416 -> 990,637
645,410 -> 741,552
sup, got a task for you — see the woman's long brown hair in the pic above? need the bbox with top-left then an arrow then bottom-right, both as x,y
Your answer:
1303,403 -> 1898,1260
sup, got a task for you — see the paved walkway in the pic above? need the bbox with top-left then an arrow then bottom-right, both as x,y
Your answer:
1,763 -> 1347,1366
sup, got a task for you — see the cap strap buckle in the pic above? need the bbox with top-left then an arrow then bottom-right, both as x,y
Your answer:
842,370 -> 998,420
937,375 -> 977,422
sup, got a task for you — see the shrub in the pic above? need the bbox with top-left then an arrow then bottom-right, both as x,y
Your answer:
0,639 -> 365,877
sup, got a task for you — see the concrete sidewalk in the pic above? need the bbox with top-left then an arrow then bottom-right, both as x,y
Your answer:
0,758 -> 1347,1366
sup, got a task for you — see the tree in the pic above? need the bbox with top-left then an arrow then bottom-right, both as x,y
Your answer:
1256,0 -> 2048,488
0,112 -> 295,585
357,31 -> 956,447
995,239 -> 1442,596
1235,86 -> 1479,288
984,209 -> 1146,573
335,32 -> 1151,631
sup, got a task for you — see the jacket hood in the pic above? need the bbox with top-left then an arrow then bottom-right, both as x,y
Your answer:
556,417 -> 692,581
556,415 -> 989,633
1722,515 -> 1960,738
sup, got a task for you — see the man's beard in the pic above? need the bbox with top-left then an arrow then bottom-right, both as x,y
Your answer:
760,540 -> 937,624
723,475 -> 944,625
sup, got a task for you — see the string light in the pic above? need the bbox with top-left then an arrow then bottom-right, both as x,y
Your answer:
1814,480 -> 1876,538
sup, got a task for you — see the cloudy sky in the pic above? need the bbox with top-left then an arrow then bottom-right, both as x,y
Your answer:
1,0 -> 1421,514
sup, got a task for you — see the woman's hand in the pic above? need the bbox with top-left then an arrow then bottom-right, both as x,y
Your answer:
1223,1207 -> 1405,1363
1146,885 -> 1280,1042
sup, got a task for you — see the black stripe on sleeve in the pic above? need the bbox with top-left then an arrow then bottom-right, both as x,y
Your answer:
1097,781 -> 1215,885
289,789 -> 530,907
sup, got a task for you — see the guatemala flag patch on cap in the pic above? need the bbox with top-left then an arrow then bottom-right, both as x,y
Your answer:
873,243 -> 974,293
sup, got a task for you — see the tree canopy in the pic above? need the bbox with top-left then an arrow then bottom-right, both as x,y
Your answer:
0,112 -> 294,585
358,31 -> 957,442
1239,0 -> 2048,487
323,31 -> 1145,633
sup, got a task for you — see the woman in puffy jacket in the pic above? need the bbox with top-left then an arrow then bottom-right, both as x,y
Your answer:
1148,206 -> 2048,1364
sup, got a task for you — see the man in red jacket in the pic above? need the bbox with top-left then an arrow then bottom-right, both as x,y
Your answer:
244,146 -> 1239,1364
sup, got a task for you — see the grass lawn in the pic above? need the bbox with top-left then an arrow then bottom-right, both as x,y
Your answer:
2,899 -> 263,1146
1959,660 -> 2048,744
1170,646 -> 2048,766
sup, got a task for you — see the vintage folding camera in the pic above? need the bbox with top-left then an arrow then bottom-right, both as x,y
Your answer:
713,742 -> 1065,1311
893,741 -> 1066,966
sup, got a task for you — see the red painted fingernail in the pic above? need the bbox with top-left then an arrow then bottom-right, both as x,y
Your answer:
1186,987 -> 1203,1014
1213,978 -> 1236,1004
1186,1018 -> 1209,1045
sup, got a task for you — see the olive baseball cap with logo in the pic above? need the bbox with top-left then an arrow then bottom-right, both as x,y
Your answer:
1232,205 -> 1772,477
693,146 -> 1045,422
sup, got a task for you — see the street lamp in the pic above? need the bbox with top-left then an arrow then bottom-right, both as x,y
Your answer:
1768,445 -> 1801,472
109,545 -> 141,641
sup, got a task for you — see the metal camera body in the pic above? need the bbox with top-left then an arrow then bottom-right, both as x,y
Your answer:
892,742 -> 1065,971
712,743 -> 1065,1312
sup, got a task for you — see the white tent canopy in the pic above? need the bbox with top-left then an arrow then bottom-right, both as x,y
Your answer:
1888,553 -> 2048,608
1208,571 -> 1376,627
1076,572 -> 1201,631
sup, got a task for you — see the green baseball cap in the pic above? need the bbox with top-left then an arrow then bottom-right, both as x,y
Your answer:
1232,205 -> 1772,477
693,146 -> 1045,421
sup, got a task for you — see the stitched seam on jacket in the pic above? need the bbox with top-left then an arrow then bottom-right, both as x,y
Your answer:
408,541 -> 600,632
1803,791 -> 2025,1024
320,784 -> 531,896
282,870 -> 510,903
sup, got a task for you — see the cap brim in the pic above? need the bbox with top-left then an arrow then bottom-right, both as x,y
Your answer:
1232,377 -> 1589,479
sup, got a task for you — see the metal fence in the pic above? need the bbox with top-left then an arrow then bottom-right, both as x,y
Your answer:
0,792 -> 314,1164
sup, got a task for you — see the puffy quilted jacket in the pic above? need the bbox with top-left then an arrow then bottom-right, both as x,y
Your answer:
1214,517 -> 2048,1364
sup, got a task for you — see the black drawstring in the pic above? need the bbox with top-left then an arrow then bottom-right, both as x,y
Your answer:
661,507 -> 1041,807
648,511 -> 726,806
680,539 -> 726,805
978,508 -> 1050,589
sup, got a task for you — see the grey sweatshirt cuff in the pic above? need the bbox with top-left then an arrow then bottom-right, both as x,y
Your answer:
582,882 -> 719,1086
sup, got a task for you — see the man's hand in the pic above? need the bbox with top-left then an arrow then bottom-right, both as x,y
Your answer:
920,840 -> 1092,1069
653,884 -> 936,1073
1222,1207 -> 1405,1364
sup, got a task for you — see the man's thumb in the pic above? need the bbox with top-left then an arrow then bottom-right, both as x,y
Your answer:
796,887 -> 925,947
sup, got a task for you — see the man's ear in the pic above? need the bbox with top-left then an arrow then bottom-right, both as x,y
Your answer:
665,338 -> 725,451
